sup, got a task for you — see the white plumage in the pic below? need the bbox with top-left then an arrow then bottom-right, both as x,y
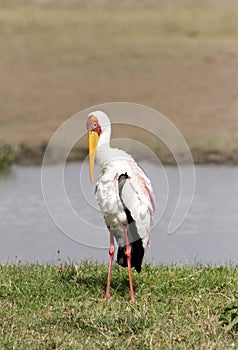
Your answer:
86,110 -> 155,302
95,159 -> 155,249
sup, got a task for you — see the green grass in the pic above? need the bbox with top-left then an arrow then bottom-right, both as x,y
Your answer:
0,144 -> 18,170
0,262 -> 237,349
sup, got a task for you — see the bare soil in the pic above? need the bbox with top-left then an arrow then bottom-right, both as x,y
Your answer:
0,1 -> 238,163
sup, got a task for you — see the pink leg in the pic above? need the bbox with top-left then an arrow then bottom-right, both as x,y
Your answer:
124,225 -> 135,302
105,231 -> 115,300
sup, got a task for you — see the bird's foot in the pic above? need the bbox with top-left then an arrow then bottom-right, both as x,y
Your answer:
104,293 -> 111,301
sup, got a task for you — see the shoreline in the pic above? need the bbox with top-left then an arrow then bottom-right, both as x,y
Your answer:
1,143 -> 238,170
14,143 -> 238,166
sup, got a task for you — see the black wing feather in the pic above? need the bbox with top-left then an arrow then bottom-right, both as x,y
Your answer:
116,174 -> 144,273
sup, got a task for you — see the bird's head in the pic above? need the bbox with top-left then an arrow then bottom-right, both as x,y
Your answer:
86,110 -> 111,182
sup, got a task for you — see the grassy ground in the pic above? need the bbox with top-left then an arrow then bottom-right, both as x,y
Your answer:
0,0 -> 238,164
0,143 -> 18,170
0,262 -> 238,349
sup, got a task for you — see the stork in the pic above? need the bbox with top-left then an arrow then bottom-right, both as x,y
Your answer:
86,111 -> 155,302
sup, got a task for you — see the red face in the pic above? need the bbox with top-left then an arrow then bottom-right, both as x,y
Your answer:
86,115 -> 102,136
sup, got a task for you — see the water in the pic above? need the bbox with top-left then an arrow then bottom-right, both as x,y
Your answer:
0,163 -> 237,265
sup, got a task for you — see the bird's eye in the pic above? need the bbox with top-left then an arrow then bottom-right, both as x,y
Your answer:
93,122 -> 97,128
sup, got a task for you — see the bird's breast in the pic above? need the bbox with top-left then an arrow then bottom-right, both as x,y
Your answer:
95,178 -> 127,228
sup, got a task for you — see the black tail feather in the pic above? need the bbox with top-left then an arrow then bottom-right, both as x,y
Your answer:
117,173 -> 145,273
117,238 -> 144,273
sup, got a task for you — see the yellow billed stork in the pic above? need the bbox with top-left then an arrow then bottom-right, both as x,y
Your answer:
86,110 -> 155,302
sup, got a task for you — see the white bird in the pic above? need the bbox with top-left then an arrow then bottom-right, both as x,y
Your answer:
86,110 -> 155,302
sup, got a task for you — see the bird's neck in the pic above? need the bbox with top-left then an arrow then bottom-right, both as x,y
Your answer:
95,126 -> 112,166
96,137 -> 134,168
96,142 -> 112,166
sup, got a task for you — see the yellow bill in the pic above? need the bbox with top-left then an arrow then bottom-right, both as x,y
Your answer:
88,131 -> 99,182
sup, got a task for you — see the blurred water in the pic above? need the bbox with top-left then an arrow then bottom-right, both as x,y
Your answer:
0,163 -> 237,265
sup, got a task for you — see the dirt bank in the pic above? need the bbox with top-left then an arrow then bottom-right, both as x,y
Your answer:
15,143 -> 238,166
0,1 -> 238,160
